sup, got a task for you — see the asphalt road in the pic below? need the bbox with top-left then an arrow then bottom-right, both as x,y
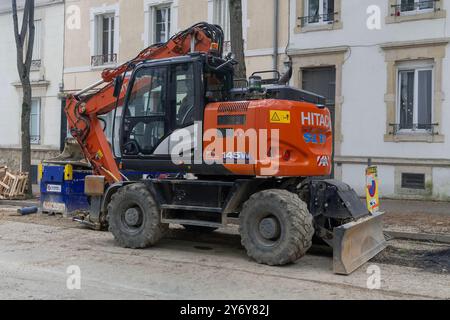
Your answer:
0,214 -> 449,299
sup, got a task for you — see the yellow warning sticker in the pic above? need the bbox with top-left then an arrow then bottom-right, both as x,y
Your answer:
270,110 -> 291,124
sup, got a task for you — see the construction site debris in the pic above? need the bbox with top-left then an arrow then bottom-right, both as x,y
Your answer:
0,167 -> 29,200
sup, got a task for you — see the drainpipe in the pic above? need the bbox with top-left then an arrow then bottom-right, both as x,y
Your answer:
273,0 -> 279,72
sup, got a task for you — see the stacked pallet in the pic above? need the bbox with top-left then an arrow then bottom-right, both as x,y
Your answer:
0,166 -> 29,200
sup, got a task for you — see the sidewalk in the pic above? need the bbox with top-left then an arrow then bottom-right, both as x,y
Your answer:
381,199 -> 450,237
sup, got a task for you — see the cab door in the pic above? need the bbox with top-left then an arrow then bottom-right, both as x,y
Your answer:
121,65 -> 169,158
120,61 -> 202,172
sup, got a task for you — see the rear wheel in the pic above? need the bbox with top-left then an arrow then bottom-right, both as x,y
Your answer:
182,225 -> 218,233
108,183 -> 168,248
239,189 -> 314,266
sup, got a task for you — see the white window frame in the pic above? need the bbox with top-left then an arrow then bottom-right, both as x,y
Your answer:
303,0 -> 335,25
213,0 -> 230,40
396,61 -> 434,133
98,14 -> 115,58
30,98 -> 41,145
24,19 -> 42,69
90,4 -> 120,68
397,0 -> 436,16
33,19 -> 42,62
144,0 -> 178,47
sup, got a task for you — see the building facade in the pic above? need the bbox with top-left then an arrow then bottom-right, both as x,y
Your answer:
62,0 -> 450,200
288,0 -> 450,200
63,0 -> 289,156
63,0 -> 288,93
0,0 -> 65,181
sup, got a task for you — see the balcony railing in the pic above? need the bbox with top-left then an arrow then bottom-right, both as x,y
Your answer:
30,135 -> 40,145
391,0 -> 440,16
91,53 -> 117,67
389,123 -> 439,135
298,12 -> 337,27
31,60 -> 41,69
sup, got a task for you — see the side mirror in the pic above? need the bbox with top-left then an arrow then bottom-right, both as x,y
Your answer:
113,75 -> 123,98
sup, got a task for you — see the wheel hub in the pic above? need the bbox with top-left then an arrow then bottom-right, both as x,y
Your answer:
124,207 -> 141,227
259,216 -> 281,240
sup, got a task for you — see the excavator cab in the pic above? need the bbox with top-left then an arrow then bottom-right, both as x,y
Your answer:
117,53 -> 233,173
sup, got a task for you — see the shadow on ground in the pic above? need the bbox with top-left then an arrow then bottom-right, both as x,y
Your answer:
373,241 -> 450,274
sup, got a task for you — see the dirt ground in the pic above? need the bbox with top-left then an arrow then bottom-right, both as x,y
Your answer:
383,212 -> 450,234
381,199 -> 450,234
1,205 -> 449,276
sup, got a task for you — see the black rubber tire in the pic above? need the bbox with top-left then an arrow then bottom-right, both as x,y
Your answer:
107,183 -> 168,249
182,225 -> 218,233
239,189 -> 314,266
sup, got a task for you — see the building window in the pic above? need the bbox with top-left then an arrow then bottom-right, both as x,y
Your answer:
300,0 -> 335,26
32,20 -> 41,69
382,39 -> 447,143
393,0 -> 438,16
92,14 -> 117,67
394,62 -> 434,134
395,167 -> 432,196
213,0 -> 230,51
25,20 -> 42,69
153,6 -> 171,43
30,99 -> 41,145
401,173 -> 426,189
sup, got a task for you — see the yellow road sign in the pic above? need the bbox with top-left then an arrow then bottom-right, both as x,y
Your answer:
366,166 -> 380,213
270,110 -> 291,124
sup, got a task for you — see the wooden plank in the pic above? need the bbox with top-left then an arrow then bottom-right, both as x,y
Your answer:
0,180 -> 10,190
0,169 -> 29,199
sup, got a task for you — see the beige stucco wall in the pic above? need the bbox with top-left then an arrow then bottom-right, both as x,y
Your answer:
178,0 -> 208,30
246,0 -> 288,51
64,0 -> 286,91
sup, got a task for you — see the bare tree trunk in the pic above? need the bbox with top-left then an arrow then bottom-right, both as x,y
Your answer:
229,0 -> 247,80
12,0 -> 35,197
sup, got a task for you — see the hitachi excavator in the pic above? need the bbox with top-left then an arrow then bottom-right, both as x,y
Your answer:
65,22 -> 386,274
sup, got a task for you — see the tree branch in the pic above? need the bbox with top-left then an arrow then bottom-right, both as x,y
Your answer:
20,0 -> 30,44
24,0 -> 35,69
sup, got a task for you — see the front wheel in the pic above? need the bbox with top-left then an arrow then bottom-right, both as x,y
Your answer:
108,183 -> 168,248
239,189 -> 314,266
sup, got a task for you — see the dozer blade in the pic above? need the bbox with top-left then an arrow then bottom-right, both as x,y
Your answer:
332,211 -> 386,275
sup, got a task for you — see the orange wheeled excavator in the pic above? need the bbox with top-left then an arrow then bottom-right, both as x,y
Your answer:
65,22 -> 385,274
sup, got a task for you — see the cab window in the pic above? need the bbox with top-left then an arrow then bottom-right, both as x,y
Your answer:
122,66 -> 167,155
174,64 -> 195,127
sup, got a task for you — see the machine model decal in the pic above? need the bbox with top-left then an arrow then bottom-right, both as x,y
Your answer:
301,112 -> 331,128
303,133 -> 326,144
223,152 -> 251,161
270,110 -> 291,124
